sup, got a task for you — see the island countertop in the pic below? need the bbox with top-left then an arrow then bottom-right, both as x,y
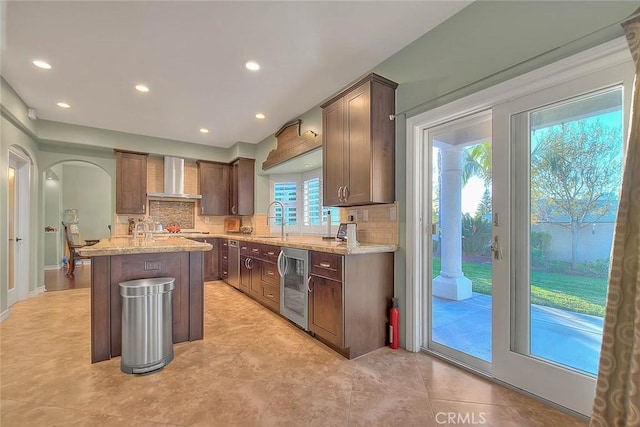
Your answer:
77,235 -> 212,257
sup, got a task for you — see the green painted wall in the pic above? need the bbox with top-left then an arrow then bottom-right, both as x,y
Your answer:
61,164 -> 112,242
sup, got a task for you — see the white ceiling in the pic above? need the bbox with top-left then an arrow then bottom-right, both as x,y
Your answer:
2,1 -> 470,148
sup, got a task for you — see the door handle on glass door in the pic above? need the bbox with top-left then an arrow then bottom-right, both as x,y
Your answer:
307,275 -> 313,293
490,236 -> 504,259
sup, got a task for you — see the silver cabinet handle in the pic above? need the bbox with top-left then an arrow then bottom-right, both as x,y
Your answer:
247,258 -> 253,269
319,262 -> 331,268
201,206 -> 204,214
343,186 -> 349,201
337,186 -> 343,202
307,275 -> 313,293
277,251 -> 285,276
267,270 -> 274,276
231,206 -> 237,214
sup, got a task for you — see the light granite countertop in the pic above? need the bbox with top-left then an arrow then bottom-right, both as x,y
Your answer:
80,232 -> 396,256
161,232 -> 397,255
77,235 -> 212,257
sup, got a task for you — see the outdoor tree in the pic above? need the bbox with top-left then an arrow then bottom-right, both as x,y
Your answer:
531,119 -> 622,268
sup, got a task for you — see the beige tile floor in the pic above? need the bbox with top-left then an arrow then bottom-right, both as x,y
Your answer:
1,281 -> 587,426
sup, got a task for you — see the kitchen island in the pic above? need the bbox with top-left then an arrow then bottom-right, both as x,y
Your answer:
78,236 -> 212,363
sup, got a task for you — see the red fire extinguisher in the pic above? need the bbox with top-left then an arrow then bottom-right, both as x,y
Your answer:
390,297 -> 399,349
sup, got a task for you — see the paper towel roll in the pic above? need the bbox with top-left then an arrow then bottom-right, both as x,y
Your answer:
346,223 -> 358,247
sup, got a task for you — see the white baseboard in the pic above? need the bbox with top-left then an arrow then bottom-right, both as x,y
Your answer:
37,285 -> 46,294
45,264 -> 62,270
0,309 -> 9,323
81,259 -> 91,266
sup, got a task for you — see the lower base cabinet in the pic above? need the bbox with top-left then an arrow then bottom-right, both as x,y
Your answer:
308,251 -> 393,359
239,244 -> 281,314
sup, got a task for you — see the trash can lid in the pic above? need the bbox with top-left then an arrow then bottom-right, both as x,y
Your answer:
119,277 -> 175,297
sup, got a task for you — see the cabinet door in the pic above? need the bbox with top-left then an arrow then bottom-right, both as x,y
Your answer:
230,158 -> 255,216
344,83 -> 372,205
198,161 -> 229,216
248,258 -> 262,299
239,256 -> 250,293
322,98 -> 345,206
309,274 -> 343,347
203,238 -> 219,281
115,150 -> 148,214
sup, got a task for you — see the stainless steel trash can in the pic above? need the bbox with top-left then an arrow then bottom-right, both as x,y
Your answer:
119,277 -> 175,374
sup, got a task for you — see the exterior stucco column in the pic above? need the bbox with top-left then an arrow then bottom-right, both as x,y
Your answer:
433,145 -> 472,300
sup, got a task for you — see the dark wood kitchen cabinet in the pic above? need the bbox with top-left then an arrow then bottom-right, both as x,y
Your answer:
197,161 -> 229,216
194,237 -> 219,281
219,239 -> 229,282
230,158 -> 255,216
240,254 -> 261,298
115,149 -> 148,214
321,73 -> 397,207
308,250 -> 393,359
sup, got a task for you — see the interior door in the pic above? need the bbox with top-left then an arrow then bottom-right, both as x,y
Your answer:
7,162 -> 17,306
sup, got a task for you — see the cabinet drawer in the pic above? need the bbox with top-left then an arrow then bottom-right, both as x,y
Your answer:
249,242 -> 262,257
261,244 -> 280,263
220,239 -> 229,250
310,252 -> 343,281
239,241 -> 251,256
220,259 -> 228,279
261,282 -> 280,311
261,261 -> 280,285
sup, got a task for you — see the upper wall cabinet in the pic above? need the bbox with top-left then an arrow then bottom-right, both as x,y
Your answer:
321,73 -> 397,207
198,158 -> 254,216
197,160 -> 230,216
115,149 -> 148,214
230,158 -> 255,216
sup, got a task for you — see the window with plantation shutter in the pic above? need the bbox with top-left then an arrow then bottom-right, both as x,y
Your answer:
270,169 -> 340,233
273,181 -> 297,225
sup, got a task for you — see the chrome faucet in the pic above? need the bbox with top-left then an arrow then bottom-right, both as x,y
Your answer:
267,201 -> 287,240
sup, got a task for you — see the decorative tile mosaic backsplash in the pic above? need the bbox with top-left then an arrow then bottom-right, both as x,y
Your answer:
149,200 -> 195,229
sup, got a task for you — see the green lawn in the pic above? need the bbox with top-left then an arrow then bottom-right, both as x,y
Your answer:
431,258 -> 608,317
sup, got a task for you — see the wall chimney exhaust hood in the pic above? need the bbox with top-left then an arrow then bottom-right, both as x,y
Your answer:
147,156 -> 202,199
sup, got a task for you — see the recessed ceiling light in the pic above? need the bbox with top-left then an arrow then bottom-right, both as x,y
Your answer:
135,84 -> 150,93
33,60 -> 52,70
56,102 -> 71,109
245,61 -> 260,71
200,128 -> 209,134
255,113 -> 266,120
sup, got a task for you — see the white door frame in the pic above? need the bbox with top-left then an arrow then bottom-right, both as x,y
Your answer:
8,147 -> 31,306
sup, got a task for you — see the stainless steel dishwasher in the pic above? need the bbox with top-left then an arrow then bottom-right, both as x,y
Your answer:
227,239 -> 240,289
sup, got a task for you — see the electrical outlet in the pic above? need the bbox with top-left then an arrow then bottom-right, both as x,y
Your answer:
390,206 -> 397,221
204,216 -> 210,224
362,210 -> 369,221
349,210 -> 357,222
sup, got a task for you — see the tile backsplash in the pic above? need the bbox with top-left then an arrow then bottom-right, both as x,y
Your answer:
149,200 -> 195,229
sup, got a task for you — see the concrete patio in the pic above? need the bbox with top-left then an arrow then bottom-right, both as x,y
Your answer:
432,293 -> 604,375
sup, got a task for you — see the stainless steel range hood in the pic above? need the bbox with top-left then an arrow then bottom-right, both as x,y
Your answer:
147,156 -> 202,199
